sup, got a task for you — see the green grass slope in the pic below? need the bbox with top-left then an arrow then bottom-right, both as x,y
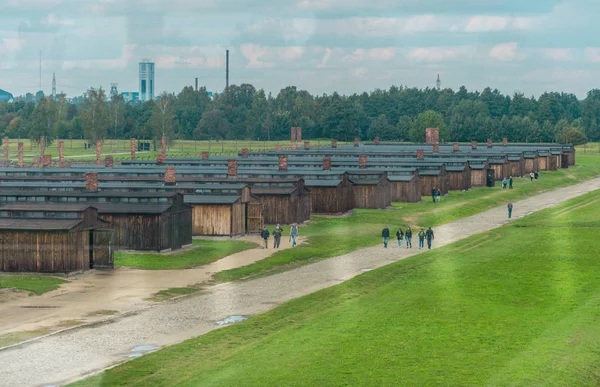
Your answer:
71,189 -> 600,387
0,275 -> 67,295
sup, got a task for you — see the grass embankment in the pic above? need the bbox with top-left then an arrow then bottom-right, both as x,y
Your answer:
70,189 -> 600,387
115,239 -> 257,270
0,275 -> 67,295
215,154 -> 600,282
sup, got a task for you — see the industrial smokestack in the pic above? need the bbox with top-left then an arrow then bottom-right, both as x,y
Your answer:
226,49 -> 229,92
195,78 -> 198,92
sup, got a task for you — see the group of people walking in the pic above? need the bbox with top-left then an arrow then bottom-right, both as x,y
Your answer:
382,226 -> 435,250
529,171 -> 539,181
431,188 -> 442,203
501,176 -> 514,189
260,223 -> 299,249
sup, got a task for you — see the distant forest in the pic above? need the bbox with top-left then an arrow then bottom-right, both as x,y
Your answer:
1,84 -> 598,146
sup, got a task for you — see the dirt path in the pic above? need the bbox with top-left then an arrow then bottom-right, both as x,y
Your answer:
0,235 -> 305,336
1,178 -> 599,387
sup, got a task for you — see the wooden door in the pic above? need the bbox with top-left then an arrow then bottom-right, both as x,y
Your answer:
246,203 -> 263,233
92,229 -> 114,269
486,169 -> 495,187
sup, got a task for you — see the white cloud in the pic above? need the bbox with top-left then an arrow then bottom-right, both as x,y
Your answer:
41,13 -> 74,26
408,47 -> 465,63
367,47 -> 396,61
351,67 -> 367,77
465,16 -> 533,32
543,49 -> 574,62
0,38 -> 24,55
281,46 -> 305,60
584,48 -> 600,63
489,42 -> 525,61
240,44 -> 274,68
62,43 -> 135,70
403,15 -> 437,33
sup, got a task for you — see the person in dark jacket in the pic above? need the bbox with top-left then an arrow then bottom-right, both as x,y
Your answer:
405,227 -> 413,248
425,227 -> 435,250
436,189 -> 441,202
418,229 -> 425,249
507,202 -> 513,219
381,226 -> 390,248
260,227 -> 270,249
509,176 -> 513,189
272,224 -> 282,248
431,188 -> 437,203
534,171 -> 539,180
396,228 -> 404,248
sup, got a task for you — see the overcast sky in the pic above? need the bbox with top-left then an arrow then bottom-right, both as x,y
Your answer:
0,0 -> 598,99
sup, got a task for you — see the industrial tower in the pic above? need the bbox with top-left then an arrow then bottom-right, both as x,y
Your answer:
52,73 -> 56,96
436,74 -> 441,90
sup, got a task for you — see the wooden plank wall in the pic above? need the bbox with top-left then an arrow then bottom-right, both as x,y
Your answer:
471,170 -> 487,187
508,161 -> 523,177
538,156 -> 548,171
420,173 -> 449,196
352,182 -> 391,209
0,230 -> 87,273
447,171 -> 470,191
231,202 -> 245,235
389,180 -> 421,202
191,205 -> 232,236
548,155 -> 558,171
100,214 -> 161,251
310,186 -> 353,214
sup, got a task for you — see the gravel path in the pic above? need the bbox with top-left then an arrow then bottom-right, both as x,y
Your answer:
2,178 -> 599,387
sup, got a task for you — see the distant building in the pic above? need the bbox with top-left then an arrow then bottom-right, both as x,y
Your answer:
0,89 -> 14,102
139,59 -> 155,102
121,92 -> 140,103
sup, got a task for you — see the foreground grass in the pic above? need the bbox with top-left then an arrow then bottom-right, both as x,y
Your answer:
70,189 -> 600,387
115,240 -> 257,270
216,154 -> 600,282
0,275 -> 67,295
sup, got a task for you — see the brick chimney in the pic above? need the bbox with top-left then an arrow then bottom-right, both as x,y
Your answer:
17,142 -> 23,167
417,148 -> 424,160
291,127 -> 297,142
304,141 -> 310,150
374,137 -> 380,145
164,167 -> 176,185
130,138 -> 136,159
201,151 -> 209,159
322,157 -> 331,170
503,137 -> 508,146
359,155 -> 367,168
296,127 -> 302,142
58,140 -> 64,162
426,128 -> 439,145
331,140 -> 337,148
276,144 -> 282,151
241,148 -> 249,157
278,155 -> 288,170
227,159 -> 238,177
95,140 -> 102,165
487,139 -> 493,148
291,143 -> 297,150
3,137 -> 8,160
40,136 -> 45,157
161,136 -> 167,158
453,143 -> 459,152
156,153 -> 165,164
471,141 -> 477,149
86,172 -> 99,192
42,154 -> 52,168
354,137 -> 359,147
104,156 -> 114,168
433,142 -> 439,153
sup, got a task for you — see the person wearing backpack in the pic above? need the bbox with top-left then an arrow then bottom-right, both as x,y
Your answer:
418,229 -> 425,249
289,223 -> 299,247
405,226 -> 413,248
431,188 -> 437,203
260,227 -> 270,249
502,178 -> 507,189
396,227 -> 404,248
381,226 -> 390,248
425,227 -> 435,250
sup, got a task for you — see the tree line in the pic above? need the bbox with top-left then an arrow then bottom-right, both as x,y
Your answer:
1,84 -> 597,146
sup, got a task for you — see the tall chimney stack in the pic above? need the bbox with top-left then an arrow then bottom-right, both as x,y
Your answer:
503,137 -> 508,146
96,140 -> 102,165
241,148 -> 248,157
291,143 -> 297,150
304,141 -> 310,150
164,167 -> 176,185
195,78 -> 198,92
275,144 -> 282,151
86,172 -> 99,192
17,142 -> 23,167
130,138 -> 136,160
201,151 -> 209,159
278,155 -> 288,171
104,156 -> 114,168
471,141 -> 477,149
156,153 -> 165,164
433,142 -> 439,153
453,143 -> 459,152
227,159 -> 238,177
425,128 -> 439,145
42,154 -> 52,168
3,137 -> 8,160
322,157 -> 331,170
58,140 -> 64,162
226,49 -> 229,92
374,137 -> 380,145
331,140 -> 337,148
291,127 -> 297,142
296,127 -> 302,142
487,139 -> 493,148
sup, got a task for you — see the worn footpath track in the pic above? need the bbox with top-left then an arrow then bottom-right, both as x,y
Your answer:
2,178 -> 599,387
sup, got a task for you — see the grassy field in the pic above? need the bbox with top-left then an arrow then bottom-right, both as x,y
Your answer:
215,154 -> 600,282
69,189 -> 600,387
115,240 -> 257,270
4,138 -> 347,162
0,275 -> 67,295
